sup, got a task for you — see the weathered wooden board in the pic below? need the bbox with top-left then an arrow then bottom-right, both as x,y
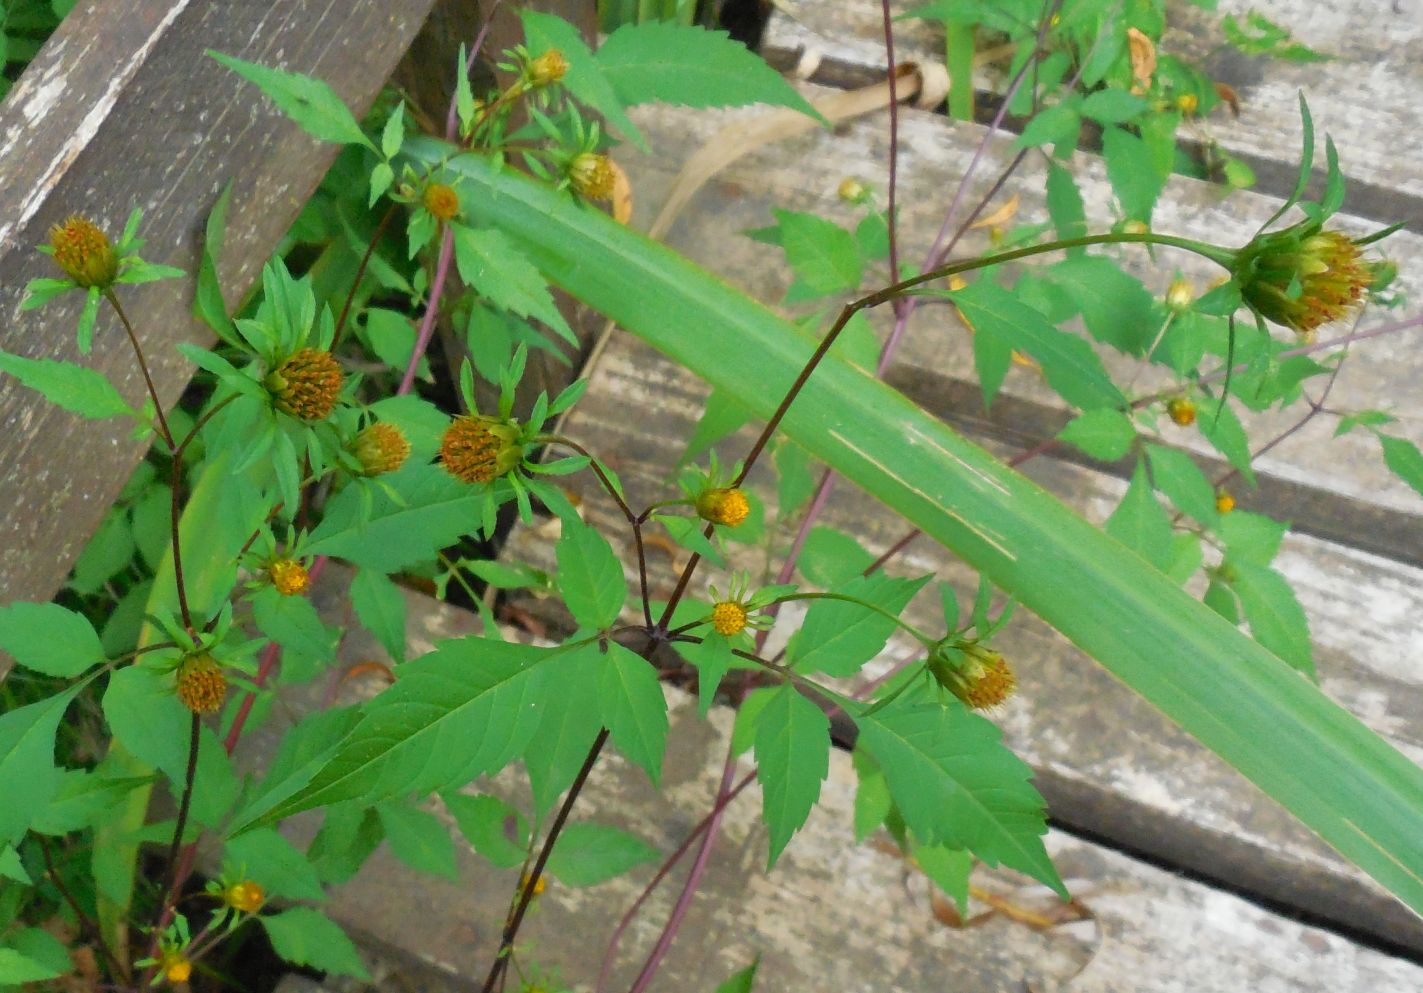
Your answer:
762,0 -> 1423,229
617,97 -> 1423,559
245,580 -> 1423,992
0,0 -> 443,605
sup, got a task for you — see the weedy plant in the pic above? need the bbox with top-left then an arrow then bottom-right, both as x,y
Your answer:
1,3 -> 1422,991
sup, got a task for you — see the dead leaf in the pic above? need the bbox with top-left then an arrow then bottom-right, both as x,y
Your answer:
339,660 -> 396,689
609,158 -> 634,224
1127,27 -> 1156,90
970,192 -> 1021,230
1215,81 -> 1241,117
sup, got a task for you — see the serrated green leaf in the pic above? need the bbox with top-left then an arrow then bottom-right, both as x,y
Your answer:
32,769 -> 154,835
241,639 -> 555,827
1058,408 -> 1135,461
1232,563 -> 1314,677
1219,511 -> 1288,567
545,821 -> 659,886
0,845 -> 28,883
597,21 -> 824,122
0,944 -> 66,984
262,907 -> 369,979
308,805 -> 385,885
452,225 -> 574,343
1103,125 -> 1166,222
1047,255 -> 1161,355
523,650 -> 603,814
0,685 -> 83,846
251,586 -> 337,676
714,960 -> 760,993
424,144 -> 1423,919
1011,103 -> 1080,150
911,840 -> 973,915
791,574 -> 929,677
1045,163 -> 1087,250
445,793 -> 529,869
209,51 -> 375,150
1199,400 -> 1256,487
1105,460 -> 1173,570
224,827 -> 327,902
1080,88 -> 1147,123
953,281 -> 1124,411
520,10 -> 646,149
0,602 -> 104,677
377,802 -> 458,880
796,526 -> 874,587
855,701 -> 1062,894
556,521 -> 627,629
774,210 -> 862,296
0,350 -> 132,420
1146,444 -> 1219,525
1380,435 -> 1423,500
852,747 -> 893,843
350,569 -> 408,663
597,642 -> 668,784
754,684 -> 830,867
236,708 -> 362,830
305,464 -> 483,572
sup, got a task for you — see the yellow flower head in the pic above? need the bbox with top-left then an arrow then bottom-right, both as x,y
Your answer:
1235,222 -> 1371,339
268,558 -> 309,596
1215,489 -> 1236,514
161,951 -> 192,984
352,421 -> 411,476
267,348 -> 343,421
1176,93 -> 1199,115
928,643 -> 1017,711
423,182 -> 461,222
695,487 -> 750,528
176,653 -> 227,715
1166,397 -> 1197,427
710,601 -> 749,637
1165,277 -> 1194,313
568,153 -> 616,201
520,871 -> 548,897
222,879 -> 266,914
526,49 -> 568,87
440,414 -> 524,484
48,215 -> 118,289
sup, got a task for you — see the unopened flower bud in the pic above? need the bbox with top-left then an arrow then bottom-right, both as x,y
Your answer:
161,951 -> 192,984
1165,278 -> 1194,313
1215,489 -> 1236,514
222,880 -> 266,914
351,421 -> 411,476
526,49 -> 568,88
568,153 -> 616,201
1176,93 -> 1199,115
837,177 -> 869,203
1166,397 -> 1197,427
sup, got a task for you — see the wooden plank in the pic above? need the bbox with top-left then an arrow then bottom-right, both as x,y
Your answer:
614,98 -> 1423,558
761,0 -> 1423,229
0,0 -> 442,604
242,580 -> 1423,992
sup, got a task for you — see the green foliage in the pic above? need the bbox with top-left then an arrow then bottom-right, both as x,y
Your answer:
556,523 -> 628,630
209,51 -> 375,149
260,907 -> 369,979
752,684 -> 830,867
1222,12 -> 1328,62
0,352 -> 133,421
0,603 -> 104,677
545,821 -> 660,886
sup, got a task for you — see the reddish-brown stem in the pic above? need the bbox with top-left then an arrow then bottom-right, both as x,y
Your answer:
104,291 -> 175,452
331,202 -> 399,349
481,729 -> 610,993
40,836 -> 128,982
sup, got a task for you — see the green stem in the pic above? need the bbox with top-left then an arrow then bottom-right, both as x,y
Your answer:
771,591 -> 939,646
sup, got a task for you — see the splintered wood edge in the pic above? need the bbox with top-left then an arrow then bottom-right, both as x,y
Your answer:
239,571 -> 1423,992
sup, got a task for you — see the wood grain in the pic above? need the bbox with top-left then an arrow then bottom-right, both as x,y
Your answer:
0,0 -> 441,604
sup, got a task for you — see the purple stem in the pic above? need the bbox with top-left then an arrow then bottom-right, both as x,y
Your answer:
880,0 -> 905,320
443,0 -> 505,142
625,748 -> 740,993
399,226 -> 456,396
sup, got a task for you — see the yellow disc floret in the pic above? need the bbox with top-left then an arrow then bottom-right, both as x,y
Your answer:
161,951 -> 192,984
695,487 -> 750,528
48,214 -> 118,289
267,348 -> 343,421
222,880 -> 266,914
1166,397 -> 1197,427
423,182 -> 461,222
268,558 -> 309,596
1216,489 -> 1236,514
710,601 -> 749,637
927,643 -> 1017,711
1235,222 -> 1371,339
176,653 -> 228,714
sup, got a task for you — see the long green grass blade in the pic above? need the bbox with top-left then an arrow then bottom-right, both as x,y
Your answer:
425,140 -> 1423,917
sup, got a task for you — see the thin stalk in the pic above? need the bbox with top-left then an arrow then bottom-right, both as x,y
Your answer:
39,836 -> 127,982
104,292 -> 175,452
481,729 -> 611,993
331,202 -> 399,348
879,0 -> 904,319
399,226 -> 456,396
